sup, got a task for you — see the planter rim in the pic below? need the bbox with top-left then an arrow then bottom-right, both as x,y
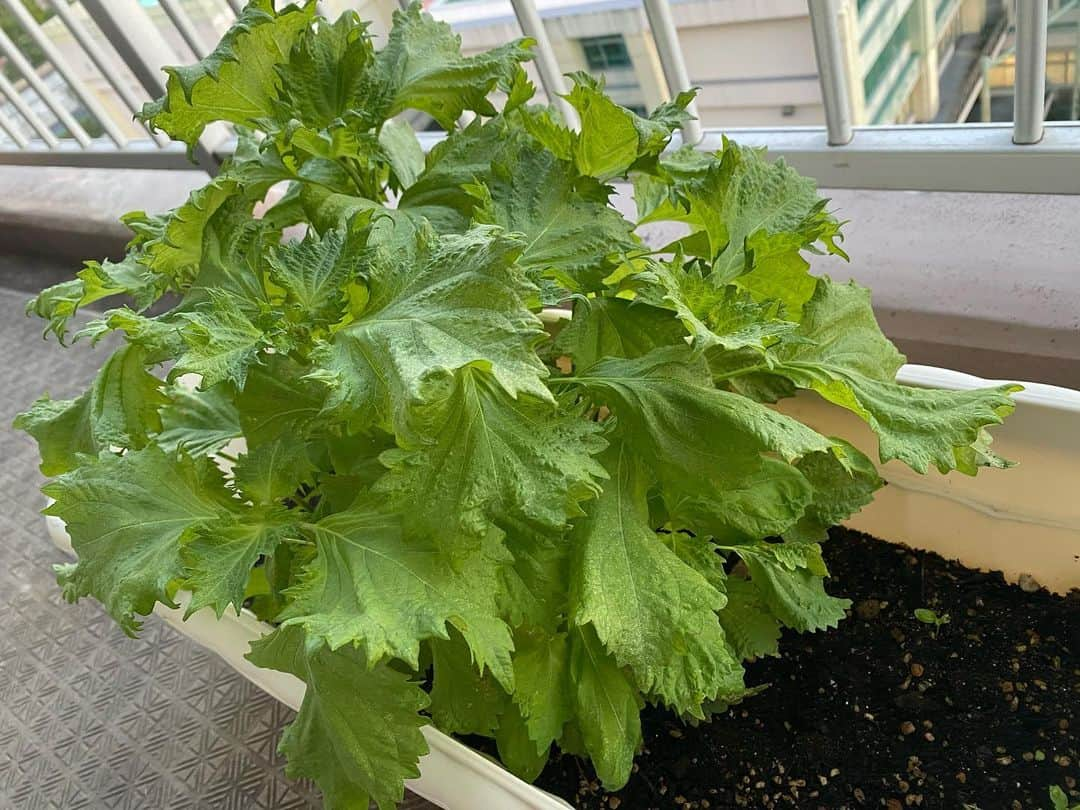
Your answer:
898,363 -> 1080,413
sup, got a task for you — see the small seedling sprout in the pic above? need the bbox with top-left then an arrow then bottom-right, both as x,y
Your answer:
1050,785 -> 1080,810
913,608 -> 951,638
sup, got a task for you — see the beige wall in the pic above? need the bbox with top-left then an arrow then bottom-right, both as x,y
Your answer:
677,15 -> 823,126
698,100 -> 825,128
678,16 -> 818,82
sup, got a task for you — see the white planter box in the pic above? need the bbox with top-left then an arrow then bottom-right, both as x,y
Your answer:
46,364 -> 1080,810
779,365 -> 1080,595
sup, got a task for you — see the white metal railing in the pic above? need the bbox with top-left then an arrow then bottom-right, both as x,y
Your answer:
808,0 -> 854,145
0,0 -> 1073,194
1013,0 -> 1049,143
508,0 -> 577,126
640,0 -> 702,145
0,0 -> 235,171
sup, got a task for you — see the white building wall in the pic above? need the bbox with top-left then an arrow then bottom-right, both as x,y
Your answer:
677,15 -> 823,125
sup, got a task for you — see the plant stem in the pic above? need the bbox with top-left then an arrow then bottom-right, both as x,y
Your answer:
712,363 -> 769,381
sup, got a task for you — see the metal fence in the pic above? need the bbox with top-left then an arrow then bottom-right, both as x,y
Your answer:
0,0 -> 1074,193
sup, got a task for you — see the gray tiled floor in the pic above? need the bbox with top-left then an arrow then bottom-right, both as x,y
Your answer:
0,284 -> 434,809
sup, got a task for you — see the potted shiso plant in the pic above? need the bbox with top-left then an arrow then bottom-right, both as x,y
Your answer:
24,2 -> 1076,808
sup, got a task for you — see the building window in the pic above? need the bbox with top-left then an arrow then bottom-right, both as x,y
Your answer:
581,35 -> 633,71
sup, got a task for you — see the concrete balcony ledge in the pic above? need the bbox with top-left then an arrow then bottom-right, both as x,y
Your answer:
0,165 -> 201,260
2,167 -> 1078,390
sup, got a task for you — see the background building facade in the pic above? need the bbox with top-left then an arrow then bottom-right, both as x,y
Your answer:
429,0 -> 1008,128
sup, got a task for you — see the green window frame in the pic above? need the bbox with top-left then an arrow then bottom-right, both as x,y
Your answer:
581,35 -> 633,71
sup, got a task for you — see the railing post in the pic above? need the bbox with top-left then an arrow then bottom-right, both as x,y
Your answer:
0,70 -> 59,147
641,0 -> 702,145
508,0 -> 578,128
0,26 -> 92,146
1072,21 -> 1080,120
807,0 -> 854,145
44,0 -> 169,145
0,106 -> 29,148
1013,0 -> 1048,144
0,0 -> 128,147
80,0 -> 222,172
158,0 -> 213,60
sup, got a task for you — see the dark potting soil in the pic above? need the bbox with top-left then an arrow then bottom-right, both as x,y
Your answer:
533,527 -> 1080,809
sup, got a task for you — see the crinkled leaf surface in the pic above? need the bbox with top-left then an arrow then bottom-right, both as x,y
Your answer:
156,383 -> 242,457
274,12 -> 374,130
471,146 -> 636,292
16,344 -> 164,476
140,0 -> 314,148
357,4 -> 531,128
571,445 -> 743,714
376,366 -> 606,549
280,502 -> 514,685
182,512 -> 292,619
175,290 -> 273,389
267,226 -> 363,325
315,226 -> 550,437
766,280 -> 1019,473
249,625 -> 429,810
553,296 -> 687,371
45,446 -> 232,634
397,118 -> 508,230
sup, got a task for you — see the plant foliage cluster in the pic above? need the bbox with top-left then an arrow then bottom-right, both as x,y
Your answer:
17,3 -> 1018,807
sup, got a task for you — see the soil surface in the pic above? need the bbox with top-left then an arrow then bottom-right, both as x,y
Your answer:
534,527 -> 1080,809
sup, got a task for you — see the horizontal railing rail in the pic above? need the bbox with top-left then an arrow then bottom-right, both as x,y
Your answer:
0,0 -> 1071,195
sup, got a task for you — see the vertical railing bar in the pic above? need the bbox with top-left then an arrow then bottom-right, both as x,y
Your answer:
225,0 -> 245,17
807,0 -> 854,145
0,71 -> 60,147
980,55 -> 993,122
80,0 -> 167,98
395,0 -> 410,10
0,27 -> 92,147
158,0 -> 213,59
641,0 -> 702,145
0,0 -> 127,147
81,0 -> 220,172
508,0 -> 579,128
44,0 -> 169,146
0,101 -> 29,148
1014,0 -> 1048,144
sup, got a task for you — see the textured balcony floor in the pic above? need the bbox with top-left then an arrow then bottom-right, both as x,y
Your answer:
0,283 -> 435,809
